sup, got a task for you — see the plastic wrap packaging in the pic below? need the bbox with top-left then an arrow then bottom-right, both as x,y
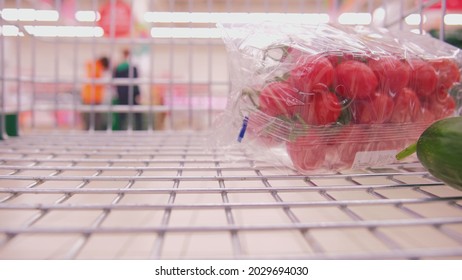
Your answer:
214,23 -> 462,173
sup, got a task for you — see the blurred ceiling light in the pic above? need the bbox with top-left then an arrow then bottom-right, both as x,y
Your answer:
444,14 -> 462,25
24,25 -> 104,37
75,11 -> 101,22
35,10 -> 60,21
372,7 -> 385,25
0,25 -> 24,36
338,13 -> 372,25
410,29 -> 426,34
405,14 -> 427,25
1,8 -> 35,21
1,8 -> 59,21
144,12 -> 329,24
150,27 -> 222,39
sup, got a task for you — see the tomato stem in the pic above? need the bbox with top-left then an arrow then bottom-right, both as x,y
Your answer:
242,88 -> 259,108
263,44 -> 290,62
396,142 -> 417,160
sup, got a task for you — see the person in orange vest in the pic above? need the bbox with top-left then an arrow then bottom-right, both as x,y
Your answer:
81,56 -> 110,130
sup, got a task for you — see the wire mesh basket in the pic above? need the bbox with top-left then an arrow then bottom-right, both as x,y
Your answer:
1,0 -> 462,259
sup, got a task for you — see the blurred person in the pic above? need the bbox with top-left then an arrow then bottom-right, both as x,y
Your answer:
113,48 -> 143,130
81,56 -> 110,130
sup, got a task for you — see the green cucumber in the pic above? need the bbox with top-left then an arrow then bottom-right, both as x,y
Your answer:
396,117 -> 462,191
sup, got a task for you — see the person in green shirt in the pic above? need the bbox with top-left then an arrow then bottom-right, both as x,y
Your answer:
113,48 -> 143,130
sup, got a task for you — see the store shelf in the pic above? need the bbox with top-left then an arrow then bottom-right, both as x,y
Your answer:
0,132 -> 461,259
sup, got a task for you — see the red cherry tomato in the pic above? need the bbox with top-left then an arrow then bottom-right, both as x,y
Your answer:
390,87 -> 421,123
429,58 -> 460,90
296,85 -> 342,125
408,59 -> 438,97
414,106 -> 436,124
368,56 -> 410,94
422,90 -> 456,120
286,131 -> 328,171
288,54 -> 334,93
245,113 -> 283,147
333,126 -> 370,167
335,60 -> 378,100
258,81 -> 303,118
351,92 -> 394,124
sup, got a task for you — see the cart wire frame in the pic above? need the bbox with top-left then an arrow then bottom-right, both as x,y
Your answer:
1,0 -> 462,260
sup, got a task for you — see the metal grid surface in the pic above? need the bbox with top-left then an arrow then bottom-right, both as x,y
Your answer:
2,0 -> 462,261
1,132 -> 462,259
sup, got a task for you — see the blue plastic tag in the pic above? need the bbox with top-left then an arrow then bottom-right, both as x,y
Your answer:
237,116 -> 249,142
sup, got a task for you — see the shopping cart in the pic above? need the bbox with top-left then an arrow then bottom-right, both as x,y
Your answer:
1,0 -> 462,259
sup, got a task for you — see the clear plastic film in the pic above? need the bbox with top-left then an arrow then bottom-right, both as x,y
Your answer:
214,22 -> 462,173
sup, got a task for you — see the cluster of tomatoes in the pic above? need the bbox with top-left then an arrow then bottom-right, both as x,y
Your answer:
247,50 -> 460,171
